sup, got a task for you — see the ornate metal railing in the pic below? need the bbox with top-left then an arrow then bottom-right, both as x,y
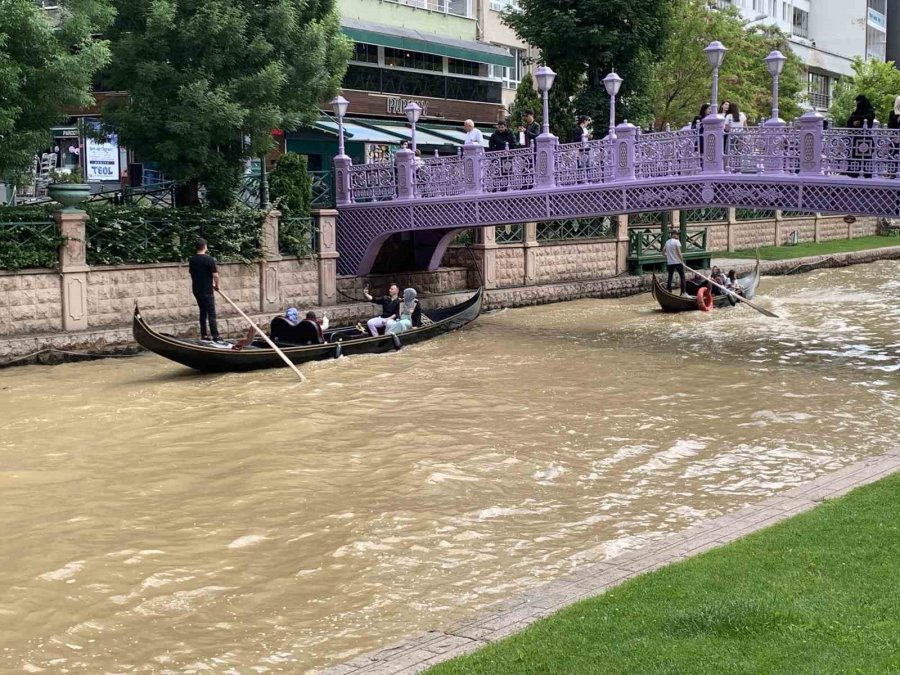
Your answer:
0,217 -> 61,270
823,127 -> 900,178
537,217 -> 617,241
627,227 -> 707,258
279,216 -> 316,258
682,207 -> 728,222
348,161 -> 396,202
483,146 -> 535,192
495,223 -> 523,244
724,127 -> 800,174
735,207 -> 777,221
554,140 -> 614,186
311,170 -> 334,208
635,128 -> 701,179
416,154 -> 465,198
629,211 -> 669,227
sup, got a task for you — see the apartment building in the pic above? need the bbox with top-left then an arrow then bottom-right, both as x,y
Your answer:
719,0 -> 887,111
287,0 -> 535,168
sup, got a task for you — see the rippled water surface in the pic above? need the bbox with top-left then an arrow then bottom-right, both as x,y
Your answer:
1,260 -> 898,673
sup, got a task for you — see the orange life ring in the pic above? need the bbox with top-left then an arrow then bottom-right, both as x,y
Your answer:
696,287 -> 713,311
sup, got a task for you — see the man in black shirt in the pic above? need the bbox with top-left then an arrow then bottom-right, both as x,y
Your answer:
520,109 -> 540,149
488,121 -> 518,151
188,238 -> 224,344
362,283 -> 400,336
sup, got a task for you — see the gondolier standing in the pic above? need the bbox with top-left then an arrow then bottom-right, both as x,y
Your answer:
663,230 -> 686,295
188,238 -> 225,345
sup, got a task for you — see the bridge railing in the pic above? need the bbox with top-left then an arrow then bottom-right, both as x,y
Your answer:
635,128 -> 701,178
555,139 -> 615,186
822,127 -> 900,178
334,111 -> 900,206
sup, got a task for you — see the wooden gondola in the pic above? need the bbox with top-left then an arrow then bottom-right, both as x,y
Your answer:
651,261 -> 760,313
133,287 -> 483,373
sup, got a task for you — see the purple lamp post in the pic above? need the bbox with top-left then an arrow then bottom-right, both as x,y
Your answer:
603,72 -> 623,138
765,50 -> 787,125
704,41 -> 727,117
330,95 -> 349,157
404,101 -> 422,154
534,65 -> 557,137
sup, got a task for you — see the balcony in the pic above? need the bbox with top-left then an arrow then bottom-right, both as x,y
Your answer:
808,91 -> 830,110
392,0 -> 472,18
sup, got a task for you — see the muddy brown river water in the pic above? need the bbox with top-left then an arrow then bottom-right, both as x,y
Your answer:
1,261 -> 898,673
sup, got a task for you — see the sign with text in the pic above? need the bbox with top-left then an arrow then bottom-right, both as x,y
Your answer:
386,97 -> 429,117
85,129 -> 121,181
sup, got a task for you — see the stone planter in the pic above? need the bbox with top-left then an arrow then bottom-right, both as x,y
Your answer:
48,183 -> 91,212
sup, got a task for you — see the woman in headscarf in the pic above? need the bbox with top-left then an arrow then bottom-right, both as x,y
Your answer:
846,95 -> 877,178
387,288 -> 418,334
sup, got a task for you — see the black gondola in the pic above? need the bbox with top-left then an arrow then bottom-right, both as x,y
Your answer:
133,287 -> 483,373
650,261 -> 760,313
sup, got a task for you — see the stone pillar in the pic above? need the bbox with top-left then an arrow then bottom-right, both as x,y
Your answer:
55,209 -> 90,331
395,149 -> 415,199
473,226 -> 498,289
613,122 -> 636,181
616,214 -> 629,274
333,155 -> 352,205
774,210 -> 783,246
701,115 -> 725,175
259,209 -> 281,312
463,144 -> 485,195
523,222 -> 538,285
814,213 -> 822,243
534,135 -> 558,190
797,110 -> 825,176
316,209 -> 339,306
726,207 -> 737,252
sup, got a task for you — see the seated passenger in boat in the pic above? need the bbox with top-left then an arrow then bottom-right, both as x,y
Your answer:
710,266 -> 728,294
387,288 -> 419,335
725,269 -> 744,295
284,307 -> 300,325
685,272 -> 706,296
363,283 -> 401,336
302,311 -> 329,342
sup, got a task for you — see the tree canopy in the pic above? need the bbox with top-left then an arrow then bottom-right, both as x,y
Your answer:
102,0 -> 351,207
0,0 -> 112,181
649,0 -> 804,129
503,0 -> 673,132
829,58 -> 900,126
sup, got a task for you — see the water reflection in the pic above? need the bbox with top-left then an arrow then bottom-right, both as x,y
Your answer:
0,260 -> 897,672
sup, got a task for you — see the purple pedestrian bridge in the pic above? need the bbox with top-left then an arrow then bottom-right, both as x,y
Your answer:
333,116 -> 900,276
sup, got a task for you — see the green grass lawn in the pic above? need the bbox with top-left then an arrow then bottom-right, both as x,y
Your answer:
720,235 -> 900,260
428,473 -> 900,675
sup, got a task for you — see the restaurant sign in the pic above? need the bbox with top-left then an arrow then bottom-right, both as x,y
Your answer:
386,96 -> 429,117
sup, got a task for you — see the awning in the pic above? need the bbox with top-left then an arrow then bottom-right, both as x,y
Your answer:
314,120 -> 404,144
362,121 -> 460,147
341,17 -> 515,68
420,124 -> 494,148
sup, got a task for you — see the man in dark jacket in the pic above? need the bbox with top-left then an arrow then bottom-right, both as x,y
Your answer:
570,115 -> 590,144
488,121 -> 518,151
188,238 -> 226,345
520,109 -> 540,148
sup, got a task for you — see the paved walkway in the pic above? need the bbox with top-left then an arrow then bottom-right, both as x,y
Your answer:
321,449 -> 900,675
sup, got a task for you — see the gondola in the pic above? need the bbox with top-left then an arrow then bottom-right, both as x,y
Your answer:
133,287 -> 483,373
651,261 -> 760,313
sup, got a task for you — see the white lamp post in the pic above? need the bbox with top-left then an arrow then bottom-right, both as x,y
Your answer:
404,101 -> 422,154
330,95 -> 349,157
533,65 -> 557,136
603,71 -> 623,138
765,50 -> 787,124
704,41 -> 728,117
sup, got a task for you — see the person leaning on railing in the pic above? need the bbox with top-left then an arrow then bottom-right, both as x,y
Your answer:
488,121 -> 518,151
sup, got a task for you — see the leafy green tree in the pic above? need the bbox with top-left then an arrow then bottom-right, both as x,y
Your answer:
269,152 -> 311,216
0,0 -> 112,182
649,1 -> 804,129
507,72 -> 541,130
102,0 -> 351,207
504,0 -> 674,131
829,58 -> 900,126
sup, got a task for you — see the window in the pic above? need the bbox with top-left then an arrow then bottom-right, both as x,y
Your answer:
868,0 -> 886,14
867,25 -> 886,60
489,46 -> 525,89
447,58 -> 485,77
792,7 -> 809,39
489,0 -> 520,10
351,43 -> 379,65
397,0 -> 472,18
383,47 -> 443,72
782,2 -> 788,20
808,72 -> 831,109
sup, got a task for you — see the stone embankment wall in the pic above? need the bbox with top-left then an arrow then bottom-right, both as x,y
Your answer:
0,206 -> 891,363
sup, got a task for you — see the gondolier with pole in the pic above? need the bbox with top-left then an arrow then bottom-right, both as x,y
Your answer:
663,229 -> 686,295
188,238 -> 227,346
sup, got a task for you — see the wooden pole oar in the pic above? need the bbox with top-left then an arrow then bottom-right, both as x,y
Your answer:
683,264 -> 779,319
216,289 -> 305,381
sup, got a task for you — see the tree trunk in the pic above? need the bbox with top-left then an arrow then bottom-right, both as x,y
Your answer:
174,179 -> 200,207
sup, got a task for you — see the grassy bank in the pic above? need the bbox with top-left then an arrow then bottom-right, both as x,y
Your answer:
429,473 -> 900,674
721,235 -> 900,260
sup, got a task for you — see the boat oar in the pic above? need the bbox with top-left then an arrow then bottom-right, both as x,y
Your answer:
216,289 -> 305,381
683,264 -> 779,319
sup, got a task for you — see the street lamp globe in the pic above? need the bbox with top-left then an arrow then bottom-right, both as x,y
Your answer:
404,101 -> 422,124
765,50 -> 786,77
330,95 -> 349,120
603,72 -> 623,97
704,41 -> 727,68
533,65 -> 556,93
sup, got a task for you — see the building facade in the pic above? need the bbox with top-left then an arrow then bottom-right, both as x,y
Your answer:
720,0 -> 887,111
